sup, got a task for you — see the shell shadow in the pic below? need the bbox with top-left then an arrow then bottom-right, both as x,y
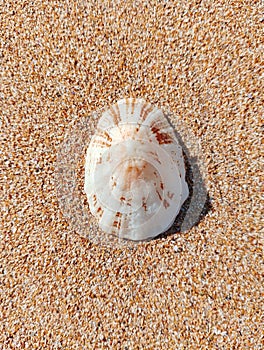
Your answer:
155,115 -> 212,240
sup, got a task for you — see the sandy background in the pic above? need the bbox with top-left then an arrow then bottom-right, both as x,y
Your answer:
1,1 -> 263,349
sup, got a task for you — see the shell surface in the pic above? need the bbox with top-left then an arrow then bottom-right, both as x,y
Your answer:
84,98 -> 189,241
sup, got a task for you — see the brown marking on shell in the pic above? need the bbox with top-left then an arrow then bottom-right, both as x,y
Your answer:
167,191 -> 174,199
151,126 -> 173,145
115,212 -> 130,234
92,131 -> 112,148
142,198 -> 147,212
94,140 -> 111,148
102,131 -> 112,144
149,151 -> 161,164
126,164 -> 141,179
93,194 -> 97,205
125,97 -> 136,116
96,156 -> 102,164
125,97 -> 129,115
150,116 -> 168,132
121,162 -> 147,191
113,220 -> 121,229
163,199 -> 170,209
140,102 -> 154,122
112,211 -> 122,229
131,98 -> 136,115
120,196 -> 132,206
109,104 -> 120,125
106,152 -> 111,161
97,206 -> 104,218
160,182 -> 164,190
156,189 -> 162,201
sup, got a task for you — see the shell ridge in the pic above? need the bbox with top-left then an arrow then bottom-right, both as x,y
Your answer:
109,104 -> 121,125
139,102 -> 154,123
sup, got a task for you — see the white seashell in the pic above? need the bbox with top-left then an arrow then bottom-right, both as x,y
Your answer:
84,98 -> 189,241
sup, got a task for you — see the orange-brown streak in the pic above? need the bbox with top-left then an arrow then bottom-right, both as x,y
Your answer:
110,104 -> 120,125
140,102 -> 153,122
94,141 -> 111,148
93,194 -> 97,206
156,189 -> 162,201
150,151 -> 161,164
113,212 -> 122,230
102,131 -> 112,143
167,192 -> 174,199
120,196 -> 132,207
113,220 -> 121,229
131,98 -> 135,115
163,199 -> 170,209
97,207 -> 104,218
93,133 -> 112,147
151,126 -> 173,145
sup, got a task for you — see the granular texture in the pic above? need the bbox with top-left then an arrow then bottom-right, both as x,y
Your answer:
1,1 -> 263,349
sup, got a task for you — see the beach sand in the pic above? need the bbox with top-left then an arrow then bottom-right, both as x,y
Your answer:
1,1 -> 263,348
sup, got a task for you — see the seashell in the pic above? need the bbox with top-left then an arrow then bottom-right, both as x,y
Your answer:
84,98 -> 189,241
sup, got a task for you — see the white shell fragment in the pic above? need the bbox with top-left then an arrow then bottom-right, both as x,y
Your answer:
84,98 -> 189,241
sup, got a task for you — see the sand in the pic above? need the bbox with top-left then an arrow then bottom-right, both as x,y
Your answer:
1,1 -> 263,349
